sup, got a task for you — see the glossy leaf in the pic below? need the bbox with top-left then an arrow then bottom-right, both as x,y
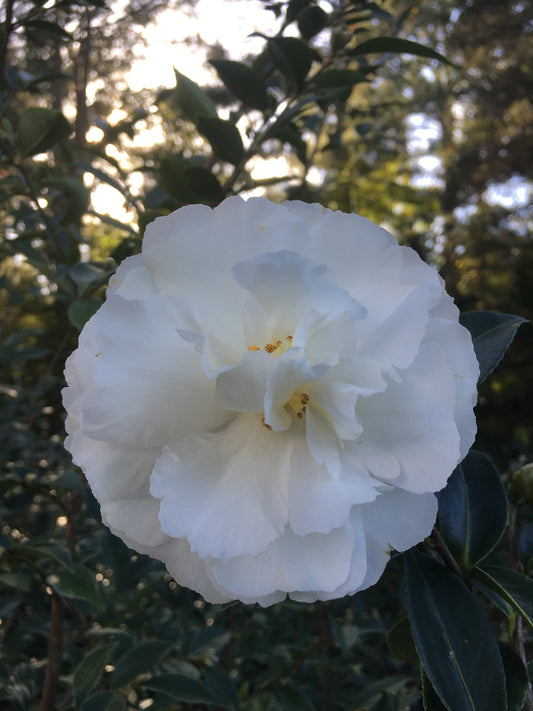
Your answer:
143,674 -> 216,705
422,670 -> 448,711
350,37 -> 454,67
48,564 -> 105,610
437,450 -> 508,571
17,107 -> 71,156
286,0 -> 312,23
197,117 -> 244,165
68,298 -> 102,331
499,643 -> 529,711
472,565 -> 533,628
74,643 -> 115,695
210,59 -> 270,110
268,37 -> 314,92
459,311 -> 528,383
174,69 -> 218,124
405,551 -> 507,711
298,5 -> 328,39
110,640 -> 173,688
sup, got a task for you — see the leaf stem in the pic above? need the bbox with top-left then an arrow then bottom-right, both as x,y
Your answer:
430,528 -> 465,580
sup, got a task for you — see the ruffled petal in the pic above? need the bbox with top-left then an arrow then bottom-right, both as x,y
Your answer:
79,295 -> 229,448
290,509 -> 368,601
356,343 -> 461,493
288,436 -> 378,536
423,318 -> 479,459
150,414 -> 293,561
215,349 -> 274,412
358,489 -> 438,590
232,249 -> 366,339
211,523 -> 354,599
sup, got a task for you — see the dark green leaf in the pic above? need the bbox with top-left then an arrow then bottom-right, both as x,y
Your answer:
351,676 -> 411,708
80,691 -> 114,711
298,5 -> 328,39
286,0 -> 312,23
23,19 -> 74,41
203,666 -> 239,711
103,693 -> 126,711
174,69 -> 218,123
210,59 -> 270,110
17,107 -> 71,157
143,674 -> 215,704
499,643 -> 529,711
197,117 -> 244,165
9,542 -> 73,571
270,121 -> 307,164
48,176 -> 90,224
185,166 -> 222,203
68,298 -> 102,331
472,565 -> 533,628
386,616 -> 415,662
188,626 -> 231,655
110,640 -> 173,688
74,643 -> 115,695
69,262 -> 109,287
268,37 -> 314,92
275,683 -> 315,711
459,311 -> 528,383
0,597 -> 21,618
405,551 -> 507,711
48,563 -> 105,610
422,669 -> 448,711
437,450 -> 508,571
350,37 -> 455,67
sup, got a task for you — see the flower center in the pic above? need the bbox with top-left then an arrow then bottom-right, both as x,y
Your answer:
287,391 -> 309,419
248,335 -> 293,358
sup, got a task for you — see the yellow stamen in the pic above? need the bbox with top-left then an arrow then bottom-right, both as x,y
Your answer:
248,345 -> 260,351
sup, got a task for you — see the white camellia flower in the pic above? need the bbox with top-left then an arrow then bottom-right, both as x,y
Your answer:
63,197 -> 479,606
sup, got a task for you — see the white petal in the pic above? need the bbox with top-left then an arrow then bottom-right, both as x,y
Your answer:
211,524 -> 354,598
355,282 -> 442,375
79,295 -> 228,447
305,407 -> 342,476
215,349 -> 274,412
356,343 -> 461,493
291,509 -> 368,601
423,318 -> 478,459
232,250 -> 365,338
288,436 -> 378,536
358,489 -> 438,589
67,430 -> 166,548
150,414 -> 293,561
308,379 -> 363,440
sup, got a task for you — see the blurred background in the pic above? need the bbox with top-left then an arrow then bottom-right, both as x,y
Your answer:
0,1 -> 531,709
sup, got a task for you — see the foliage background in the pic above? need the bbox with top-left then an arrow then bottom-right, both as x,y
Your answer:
0,0 -> 531,710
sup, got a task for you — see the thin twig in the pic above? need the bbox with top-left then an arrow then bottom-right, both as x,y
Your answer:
430,528 -> 464,579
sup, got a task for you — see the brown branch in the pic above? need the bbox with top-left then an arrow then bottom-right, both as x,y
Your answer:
39,593 -> 65,711
0,0 -> 15,89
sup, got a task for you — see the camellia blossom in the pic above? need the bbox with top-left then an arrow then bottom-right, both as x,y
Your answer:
63,197 -> 479,606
